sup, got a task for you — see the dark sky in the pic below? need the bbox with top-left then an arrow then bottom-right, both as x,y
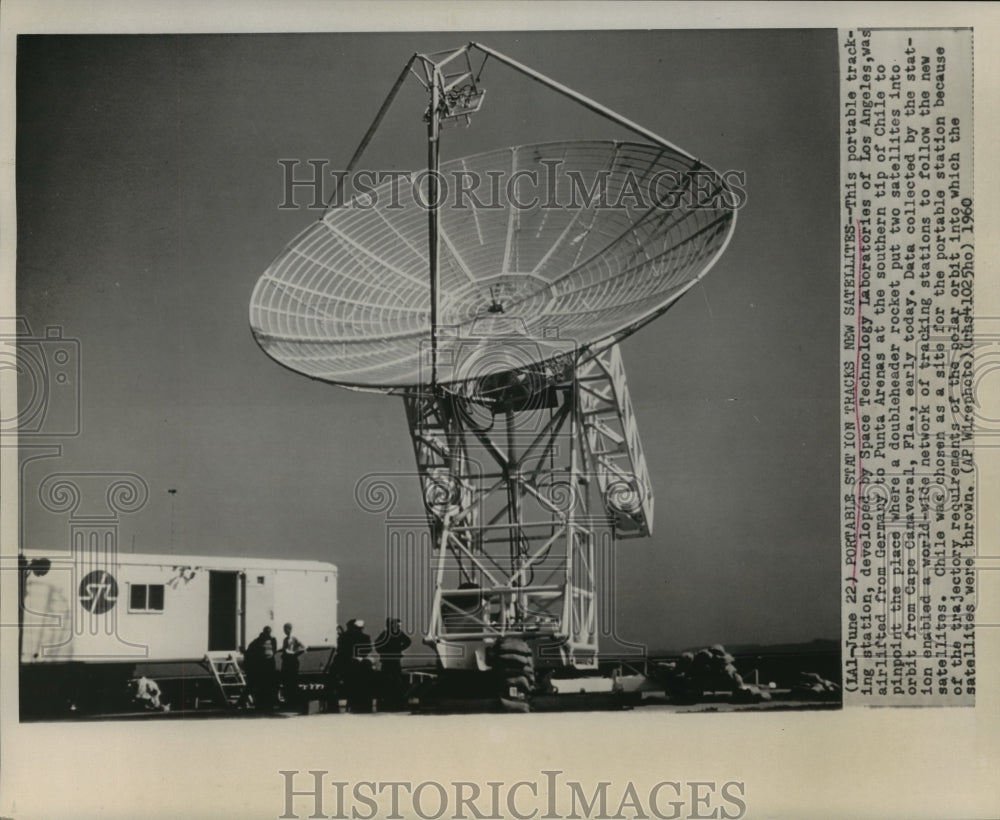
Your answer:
16,30 -> 840,652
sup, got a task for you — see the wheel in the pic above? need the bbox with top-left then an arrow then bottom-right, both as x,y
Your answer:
492,637 -> 535,699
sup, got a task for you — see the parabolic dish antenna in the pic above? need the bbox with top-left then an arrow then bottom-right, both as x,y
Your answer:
250,43 -> 739,679
250,89 -> 736,390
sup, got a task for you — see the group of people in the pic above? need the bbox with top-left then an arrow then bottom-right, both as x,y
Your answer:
242,617 -> 412,713
327,617 -> 412,713
243,622 -> 306,711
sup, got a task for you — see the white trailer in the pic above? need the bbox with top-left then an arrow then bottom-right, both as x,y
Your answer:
18,549 -> 338,714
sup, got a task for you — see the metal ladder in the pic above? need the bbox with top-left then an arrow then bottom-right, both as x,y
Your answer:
205,651 -> 250,709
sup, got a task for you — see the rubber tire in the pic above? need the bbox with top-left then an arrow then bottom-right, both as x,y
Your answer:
493,637 -> 535,698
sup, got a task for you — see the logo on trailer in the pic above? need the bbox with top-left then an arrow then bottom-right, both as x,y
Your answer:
78,570 -> 118,614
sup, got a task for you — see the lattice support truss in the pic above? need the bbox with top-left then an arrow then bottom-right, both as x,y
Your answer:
577,344 -> 654,538
404,381 -> 599,671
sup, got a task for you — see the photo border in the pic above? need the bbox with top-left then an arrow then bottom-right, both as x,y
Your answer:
1,3 -> 997,819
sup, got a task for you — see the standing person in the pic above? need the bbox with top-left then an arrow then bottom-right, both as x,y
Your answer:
245,625 -> 278,711
339,618 -> 375,713
374,617 -> 411,711
323,624 -> 346,713
280,622 -> 306,709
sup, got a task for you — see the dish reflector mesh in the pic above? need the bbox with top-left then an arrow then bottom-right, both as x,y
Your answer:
250,140 -> 735,389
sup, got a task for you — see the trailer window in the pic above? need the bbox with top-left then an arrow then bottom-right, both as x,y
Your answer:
129,583 -> 164,612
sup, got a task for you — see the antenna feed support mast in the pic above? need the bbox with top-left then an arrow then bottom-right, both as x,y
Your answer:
415,47 -> 488,388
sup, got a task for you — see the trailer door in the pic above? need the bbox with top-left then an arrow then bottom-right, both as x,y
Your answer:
208,571 -> 239,651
